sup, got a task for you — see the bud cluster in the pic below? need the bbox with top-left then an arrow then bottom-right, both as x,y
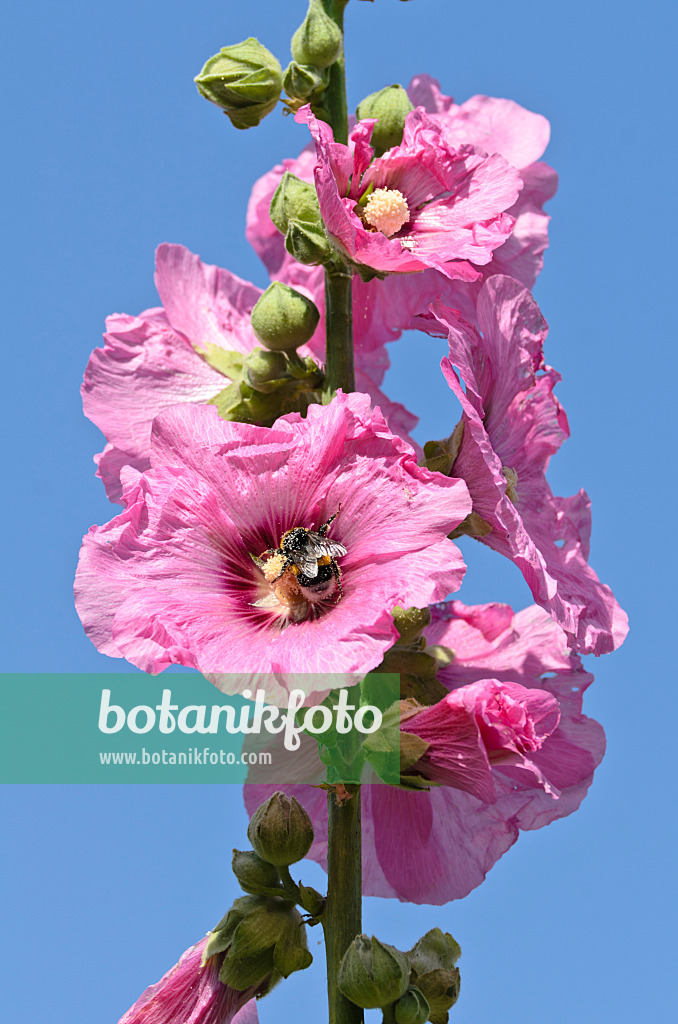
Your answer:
201,794 -> 322,996
283,0 -> 342,110
338,928 -> 461,1023
377,606 -> 454,709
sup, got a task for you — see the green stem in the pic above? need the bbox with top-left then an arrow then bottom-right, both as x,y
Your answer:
324,267 -> 355,394
320,1 -> 349,144
322,785 -> 363,1024
319,2 -> 354,396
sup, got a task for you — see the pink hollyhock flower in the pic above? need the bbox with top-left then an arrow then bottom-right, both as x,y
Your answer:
245,79 -> 555,410
407,75 -> 557,302
244,600 -> 606,904
416,274 -> 628,656
296,103 -> 521,280
119,936 -> 260,1024
83,244 -> 262,503
401,679 -> 560,804
75,393 -> 471,681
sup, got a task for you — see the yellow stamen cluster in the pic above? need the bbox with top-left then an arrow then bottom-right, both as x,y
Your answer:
363,188 -> 410,237
262,553 -> 288,583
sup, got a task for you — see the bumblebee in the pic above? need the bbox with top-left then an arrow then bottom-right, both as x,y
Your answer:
252,507 -> 347,607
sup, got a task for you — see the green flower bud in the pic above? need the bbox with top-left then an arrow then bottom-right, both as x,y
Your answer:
356,84 -> 414,156
286,219 -> 332,265
232,849 -> 282,895
247,792 -> 314,866
244,348 -> 289,391
407,929 -> 461,1020
250,283 -> 320,353
298,881 -> 326,917
395,986 -> 431,1024
283,61 -> 329,101
338,935 -> 410,1009
291,0 -> 342,69
270,172 -> 321,234
194,38 -> 283,130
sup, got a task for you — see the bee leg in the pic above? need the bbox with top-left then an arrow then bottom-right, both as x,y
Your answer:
249,553 -> 266,570
331,560 -> 343,602
319,503 -> 342,536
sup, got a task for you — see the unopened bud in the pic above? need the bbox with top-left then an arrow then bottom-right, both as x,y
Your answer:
283,61 -> 329,101
270,172 -> 320,233
356,84 -> 414,156
195,38 -> 283,130
407,929 -> 461,1019
285,219 -> 332,266
338,935 -> 410,1009
232,849 -> 282,895
250,283 -> 320,353
247,792 -> 314,866
395,986 -> 431,1024
244,349 -> 288,391
291,0 -> 342,69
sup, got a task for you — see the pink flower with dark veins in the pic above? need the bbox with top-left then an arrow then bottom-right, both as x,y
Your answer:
118,936 -> 260,1024
244,600 -> 606,904
416,274 -> 628,656
75,393 -> 471,682
83,244 -> 262,503
296,103 -> 522,280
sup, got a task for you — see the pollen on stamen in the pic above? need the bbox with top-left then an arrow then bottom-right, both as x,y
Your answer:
262,553 -> 287,583
363,188 -> 410,237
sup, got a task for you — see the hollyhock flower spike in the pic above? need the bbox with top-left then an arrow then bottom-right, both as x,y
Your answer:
416,274 -> 628,656
83,244 -> 263,503
244,600 -> 606,904
75,392 -> 471,689
296,103 -> 522,280
118,936 -> 260,1024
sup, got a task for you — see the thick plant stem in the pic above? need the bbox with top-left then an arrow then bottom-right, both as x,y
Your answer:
320,0 -> 349,144
323,785 -> 363,1024
324,267 -> 355,394
320,1 -> 354,396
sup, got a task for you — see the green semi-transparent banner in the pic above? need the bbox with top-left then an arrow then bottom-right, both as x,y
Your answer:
0,673 -> 400,784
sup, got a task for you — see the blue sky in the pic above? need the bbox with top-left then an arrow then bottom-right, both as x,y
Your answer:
2,1 -> 676,1021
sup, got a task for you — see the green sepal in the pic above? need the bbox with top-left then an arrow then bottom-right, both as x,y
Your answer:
394,985 -> 431,1024
448,511 -> 493,540
195,344 -> 245,380
298,881 -> 326,917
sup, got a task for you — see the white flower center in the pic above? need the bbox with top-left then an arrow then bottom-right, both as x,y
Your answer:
363,188 -> 410,237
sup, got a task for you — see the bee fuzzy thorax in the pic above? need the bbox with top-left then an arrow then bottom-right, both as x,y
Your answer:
250,507 -> 347,622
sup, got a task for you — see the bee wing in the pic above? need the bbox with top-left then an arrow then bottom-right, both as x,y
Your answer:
291,549 -> 321,576
305,532 -> 348,560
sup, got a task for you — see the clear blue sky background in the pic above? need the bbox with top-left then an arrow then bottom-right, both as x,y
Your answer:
2,0 -> 676,1021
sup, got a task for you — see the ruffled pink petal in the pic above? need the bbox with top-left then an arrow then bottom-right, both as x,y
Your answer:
422,276 -> 627,655
244,600 -> 605,905
76,395 -> 471,680
83,245 -> 262,503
